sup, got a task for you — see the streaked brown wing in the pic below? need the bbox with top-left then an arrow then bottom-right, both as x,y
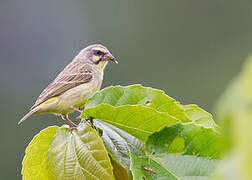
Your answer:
31,63 -> 93,109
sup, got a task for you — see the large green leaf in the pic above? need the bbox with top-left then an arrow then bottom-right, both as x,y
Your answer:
85,85 -> 216,129
130,153 -> 217,180
21,126 -> 58,180
85,85 -> 191,122
82,104 -> 179,142
47,123 -> 115,180
146,123 -> 222,159
22,123 -> 115,180
94,119 -> 144,172
82,85 -> 218,146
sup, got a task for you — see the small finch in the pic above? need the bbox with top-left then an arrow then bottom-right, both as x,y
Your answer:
19,44 -> 117,127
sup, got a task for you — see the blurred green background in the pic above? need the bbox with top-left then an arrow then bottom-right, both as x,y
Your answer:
1,0 -> 252,179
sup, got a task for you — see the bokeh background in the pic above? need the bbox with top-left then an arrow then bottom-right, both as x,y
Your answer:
1,0 -> 252,179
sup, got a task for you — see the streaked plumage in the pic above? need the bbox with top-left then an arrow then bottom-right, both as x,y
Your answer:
19,44 -> 117,125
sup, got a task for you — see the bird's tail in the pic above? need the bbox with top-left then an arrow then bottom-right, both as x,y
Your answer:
18,108 -> 39,125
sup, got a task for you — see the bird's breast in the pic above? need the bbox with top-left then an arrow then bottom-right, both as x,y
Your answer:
56,71 -> 103,113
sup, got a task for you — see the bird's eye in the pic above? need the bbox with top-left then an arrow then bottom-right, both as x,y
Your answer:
95,50 -> 104,56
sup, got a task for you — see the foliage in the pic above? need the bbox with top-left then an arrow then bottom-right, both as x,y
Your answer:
215,55 -> 252,180
46,123 -> 114,180
146,123 -> 222,159
22,126 -> 58,180
22,124 -> 114,180
130,153 -> 217,180
21,85 -> 221,180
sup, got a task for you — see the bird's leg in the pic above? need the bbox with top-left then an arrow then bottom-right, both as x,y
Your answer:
71,106 -> 82,122
61,114 -> 77,131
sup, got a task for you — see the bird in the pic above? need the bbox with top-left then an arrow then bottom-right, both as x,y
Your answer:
18,44 -> 117,127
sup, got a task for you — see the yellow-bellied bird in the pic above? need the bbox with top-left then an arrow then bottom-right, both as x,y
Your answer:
19,44 -> 117,127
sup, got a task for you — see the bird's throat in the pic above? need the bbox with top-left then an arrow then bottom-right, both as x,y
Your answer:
99,61 -> 108,70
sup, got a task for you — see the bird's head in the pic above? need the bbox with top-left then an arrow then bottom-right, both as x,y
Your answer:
79,44 -> 118,70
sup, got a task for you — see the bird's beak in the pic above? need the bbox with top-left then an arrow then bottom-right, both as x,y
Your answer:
103,53 -> 118,64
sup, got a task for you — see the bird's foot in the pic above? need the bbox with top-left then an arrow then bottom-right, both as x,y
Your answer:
68,119 -> 77,127
61,115 -> 77,128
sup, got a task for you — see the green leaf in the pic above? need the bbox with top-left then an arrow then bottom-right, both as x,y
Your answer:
82,104 -> 179,142
94,119 -> 144,172
21,126 -> 59,180
85,85 -> 191,122
46,123 -> 115,180
130,152 -> 178,180
130,153 -> 217,180
146,123 -> 222,159
85,85 -> 217,129
153,154 -> 217,180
